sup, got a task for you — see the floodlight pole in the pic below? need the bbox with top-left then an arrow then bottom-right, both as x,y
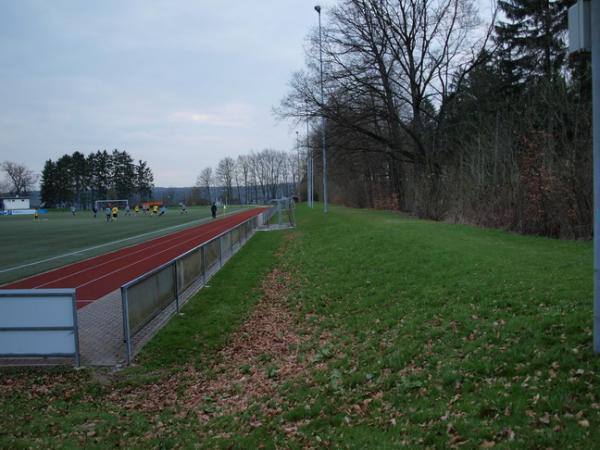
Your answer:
307,120 -> 313,208
296,130 -> 301,199
592,0 -> 600,353
315,5 -> 328,213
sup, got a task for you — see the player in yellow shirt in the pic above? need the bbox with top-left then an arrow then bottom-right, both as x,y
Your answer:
134,205 -> 140,215
152,204 -> 159,215
111,206 -> 119,221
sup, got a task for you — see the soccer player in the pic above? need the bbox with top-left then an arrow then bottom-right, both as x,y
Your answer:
211,202 -> 217,219
159,205 -> 166,216
125,205 -> 131,216
104,206 -> 111,222
180,203 -> 187,214
92,206 -> 97,218
134,205 -> 140,215
70,206 -> 76,216
34,209 -> 39,220
112,206 -> 119,221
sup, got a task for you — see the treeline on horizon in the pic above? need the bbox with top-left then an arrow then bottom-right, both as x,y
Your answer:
281,0 -> 592,239
194,149 -> 303,205
40,150 -> 154,208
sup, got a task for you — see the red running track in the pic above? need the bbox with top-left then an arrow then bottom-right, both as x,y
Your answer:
3,208 -> 266,309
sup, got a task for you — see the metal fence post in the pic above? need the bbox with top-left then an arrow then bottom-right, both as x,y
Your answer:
219,235 -> 223,268
174,261 -> 180,313
71,291 -> 80,367
201,245 -> 207,283
121,287 -> 132,365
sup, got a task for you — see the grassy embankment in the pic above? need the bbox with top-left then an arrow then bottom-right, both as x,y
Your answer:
1,204 -> 597,448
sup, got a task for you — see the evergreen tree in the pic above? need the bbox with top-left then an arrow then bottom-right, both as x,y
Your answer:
495,0 -> 569,85
89,150 -> 112,201
40,159 -> 58,207
41,149 -> 153,207
111,150 -> 135,199
70,151 -> 89,207
135,160 -> 154,201
55,154 -> 74,205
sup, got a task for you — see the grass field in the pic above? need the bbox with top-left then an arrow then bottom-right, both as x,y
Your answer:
1,204 -> 598,448
0,205 -> 247,284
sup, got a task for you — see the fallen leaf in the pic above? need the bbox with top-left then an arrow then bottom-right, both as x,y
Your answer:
578,419 -> 590,428
539,413 -> 551,425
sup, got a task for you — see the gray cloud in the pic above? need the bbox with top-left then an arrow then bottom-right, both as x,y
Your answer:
0,0 -> 320,186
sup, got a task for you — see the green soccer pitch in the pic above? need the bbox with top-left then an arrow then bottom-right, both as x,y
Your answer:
0,205 -> 248,285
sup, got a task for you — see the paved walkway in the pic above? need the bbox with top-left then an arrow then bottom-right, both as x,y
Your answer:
76,242 -> 240,366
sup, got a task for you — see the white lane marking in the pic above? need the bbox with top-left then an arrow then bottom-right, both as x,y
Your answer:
73,209 -> 262,296
35,212 -> 236,288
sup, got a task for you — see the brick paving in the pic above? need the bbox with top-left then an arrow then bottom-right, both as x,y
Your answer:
76,239 -> 242,366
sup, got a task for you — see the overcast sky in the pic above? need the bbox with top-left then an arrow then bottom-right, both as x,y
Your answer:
0,0 -> 494,188
0,1 -> 323,187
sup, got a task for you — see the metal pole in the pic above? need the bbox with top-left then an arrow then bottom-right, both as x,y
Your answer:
311,142 -> 314,207
296,130 -> 301,199
174,262 -> 179,313
315,5 -> 328,213
307,120 -> 312,208
71,291 -> 80,367
219,235 -> 223,268
592,0 -> 600,353
201,245 -> 207,284
121,287 -> 132,365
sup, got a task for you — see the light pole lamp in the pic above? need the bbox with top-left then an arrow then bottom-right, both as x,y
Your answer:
315,4 -> 328,213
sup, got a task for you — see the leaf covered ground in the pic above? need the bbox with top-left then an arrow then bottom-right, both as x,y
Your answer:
1,205 -> 598,448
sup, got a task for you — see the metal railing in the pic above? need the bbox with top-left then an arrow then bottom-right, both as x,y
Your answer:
263,198 -> 296,228
120,213 -> 266,364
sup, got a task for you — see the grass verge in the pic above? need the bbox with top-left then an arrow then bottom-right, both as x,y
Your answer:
1,204 -> 598,448
0,230 -> 284,449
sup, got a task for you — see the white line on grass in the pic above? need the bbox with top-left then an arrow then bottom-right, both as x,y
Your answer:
0,207 -> 250,274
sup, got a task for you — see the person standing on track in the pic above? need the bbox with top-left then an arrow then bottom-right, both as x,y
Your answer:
104,206 -> 111,222
211,202 -> 217,219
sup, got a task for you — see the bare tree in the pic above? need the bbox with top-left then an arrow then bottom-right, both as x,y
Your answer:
280,0 -> 495,215
1,161 -> 39,196
237,155 -> 251,203
0,178 -> 10,195
216,157 -> 236,203
196,167 -> 213,202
